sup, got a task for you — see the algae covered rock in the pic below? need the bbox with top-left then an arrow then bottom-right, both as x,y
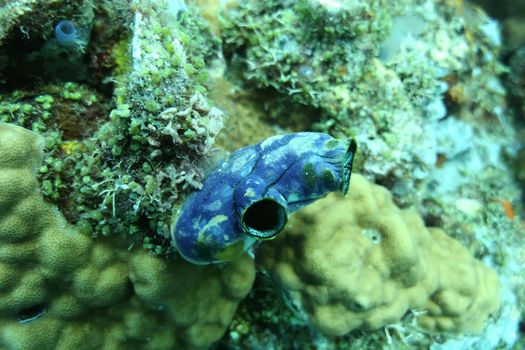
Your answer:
219,0 -> 516,206
0,0 -> 226,254
0,122 -> 255,349
258,174 -> 500,336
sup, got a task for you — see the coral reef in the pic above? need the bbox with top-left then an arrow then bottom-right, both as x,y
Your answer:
219,0 -> 516,199
216,1 -> 524,346
258,174 -> 500,336
0,0 -> 523,348
1,0 -> 226,254
0,122 -> 255,349
62,0 -> 225,249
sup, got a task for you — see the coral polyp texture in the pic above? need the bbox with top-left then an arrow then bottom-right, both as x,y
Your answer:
258,174 -> 500,336
0,123 -> 255,349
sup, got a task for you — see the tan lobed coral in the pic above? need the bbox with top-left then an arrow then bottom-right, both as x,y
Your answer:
0,122 -> 255,350
258,174 -> 500,336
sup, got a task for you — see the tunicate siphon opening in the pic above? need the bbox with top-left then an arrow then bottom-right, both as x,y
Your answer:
242,198 -> 287,239
17,303 -> 47,324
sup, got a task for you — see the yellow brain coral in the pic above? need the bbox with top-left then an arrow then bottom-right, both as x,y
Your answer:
258,174 -> 500,336
0,123 -> 255,349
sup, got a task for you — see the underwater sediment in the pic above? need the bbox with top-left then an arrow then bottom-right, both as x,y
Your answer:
0,0 -> 523,349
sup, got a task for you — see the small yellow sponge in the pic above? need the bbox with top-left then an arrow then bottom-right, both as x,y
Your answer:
258,174 -> 500,336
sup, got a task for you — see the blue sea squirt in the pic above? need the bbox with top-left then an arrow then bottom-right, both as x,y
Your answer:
171,132 -> 357,264
55,20 -> 79,47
